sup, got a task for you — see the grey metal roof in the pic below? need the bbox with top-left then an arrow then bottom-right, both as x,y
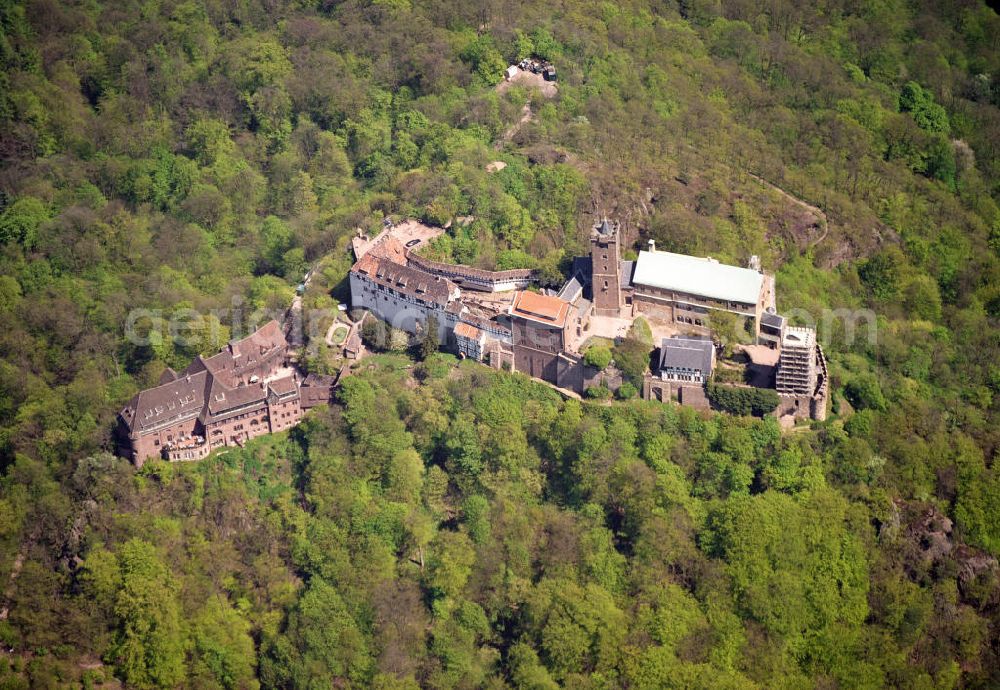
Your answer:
633,250 -> 763,305
557,275 -> 583,303
761,311 -> 785,329
571,256 -> 592,287
620,260 -> 635,288
659,336 -> 715,375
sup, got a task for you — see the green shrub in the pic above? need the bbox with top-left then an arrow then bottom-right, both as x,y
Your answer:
585,384 -> 612,400
584,344 -> 612,370
628,317 -> 653,346
844,409 -> 875,437
706,384 -> 780,416
713,366 -> 745,385
612,338 -> 651,387
616,381 -> 638,399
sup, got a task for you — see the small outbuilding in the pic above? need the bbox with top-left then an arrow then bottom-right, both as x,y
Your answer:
658,336 -> 716,384
759,310 -> 786,349
344,329 -> 362,359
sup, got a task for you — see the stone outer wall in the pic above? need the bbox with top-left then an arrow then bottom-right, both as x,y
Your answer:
127,415 -> 200,468
268,397 -> 302,433
642,376 -> 711,411
487,343 -> 514,371
631,285 -> 764,337
554,352 -> 583,391
513,345 -> 561,382
205,404 -> 272,448
678,385 -> 711,410
582,365 -> 623,393
643,376 -> 827,421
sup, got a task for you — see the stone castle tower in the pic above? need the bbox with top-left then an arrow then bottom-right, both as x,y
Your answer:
591,218 -> 623,316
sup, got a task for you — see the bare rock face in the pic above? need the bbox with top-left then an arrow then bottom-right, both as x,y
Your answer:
896,500 -> 998,591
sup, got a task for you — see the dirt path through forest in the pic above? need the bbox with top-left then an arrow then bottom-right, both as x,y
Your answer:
495,103 -> 533,150
748,173 -> 830,247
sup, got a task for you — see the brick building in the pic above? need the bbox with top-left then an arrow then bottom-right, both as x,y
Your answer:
507,290 -> 570,383
117,320 -> 331,466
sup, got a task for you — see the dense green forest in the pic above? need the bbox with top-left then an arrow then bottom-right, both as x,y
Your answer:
2,0 -> 1000,687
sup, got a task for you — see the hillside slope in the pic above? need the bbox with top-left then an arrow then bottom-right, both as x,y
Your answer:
1,0 -> 999,687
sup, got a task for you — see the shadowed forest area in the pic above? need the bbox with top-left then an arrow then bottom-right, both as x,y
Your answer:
1,0 -> 1000,687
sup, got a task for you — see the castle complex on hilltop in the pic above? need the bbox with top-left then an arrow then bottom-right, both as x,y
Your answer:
349,218 -> 827,421
118,216 -> 828,466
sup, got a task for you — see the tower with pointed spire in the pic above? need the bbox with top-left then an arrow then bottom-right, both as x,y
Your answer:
590,218 -> 623,316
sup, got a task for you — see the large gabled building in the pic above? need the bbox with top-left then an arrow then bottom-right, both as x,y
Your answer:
629,244 -> 770,336
574,220 -> 772,338
507,290 -> 571,382
349,231 -> 474,347
117,320 -> 331,466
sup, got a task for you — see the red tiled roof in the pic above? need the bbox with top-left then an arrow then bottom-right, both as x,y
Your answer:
361,233 -> 408,263
454,322 -> 484,340
462,313 -> 511,337
510,291 -> 570,328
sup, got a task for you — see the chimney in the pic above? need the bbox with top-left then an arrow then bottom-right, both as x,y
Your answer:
648,239 -> 655,252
